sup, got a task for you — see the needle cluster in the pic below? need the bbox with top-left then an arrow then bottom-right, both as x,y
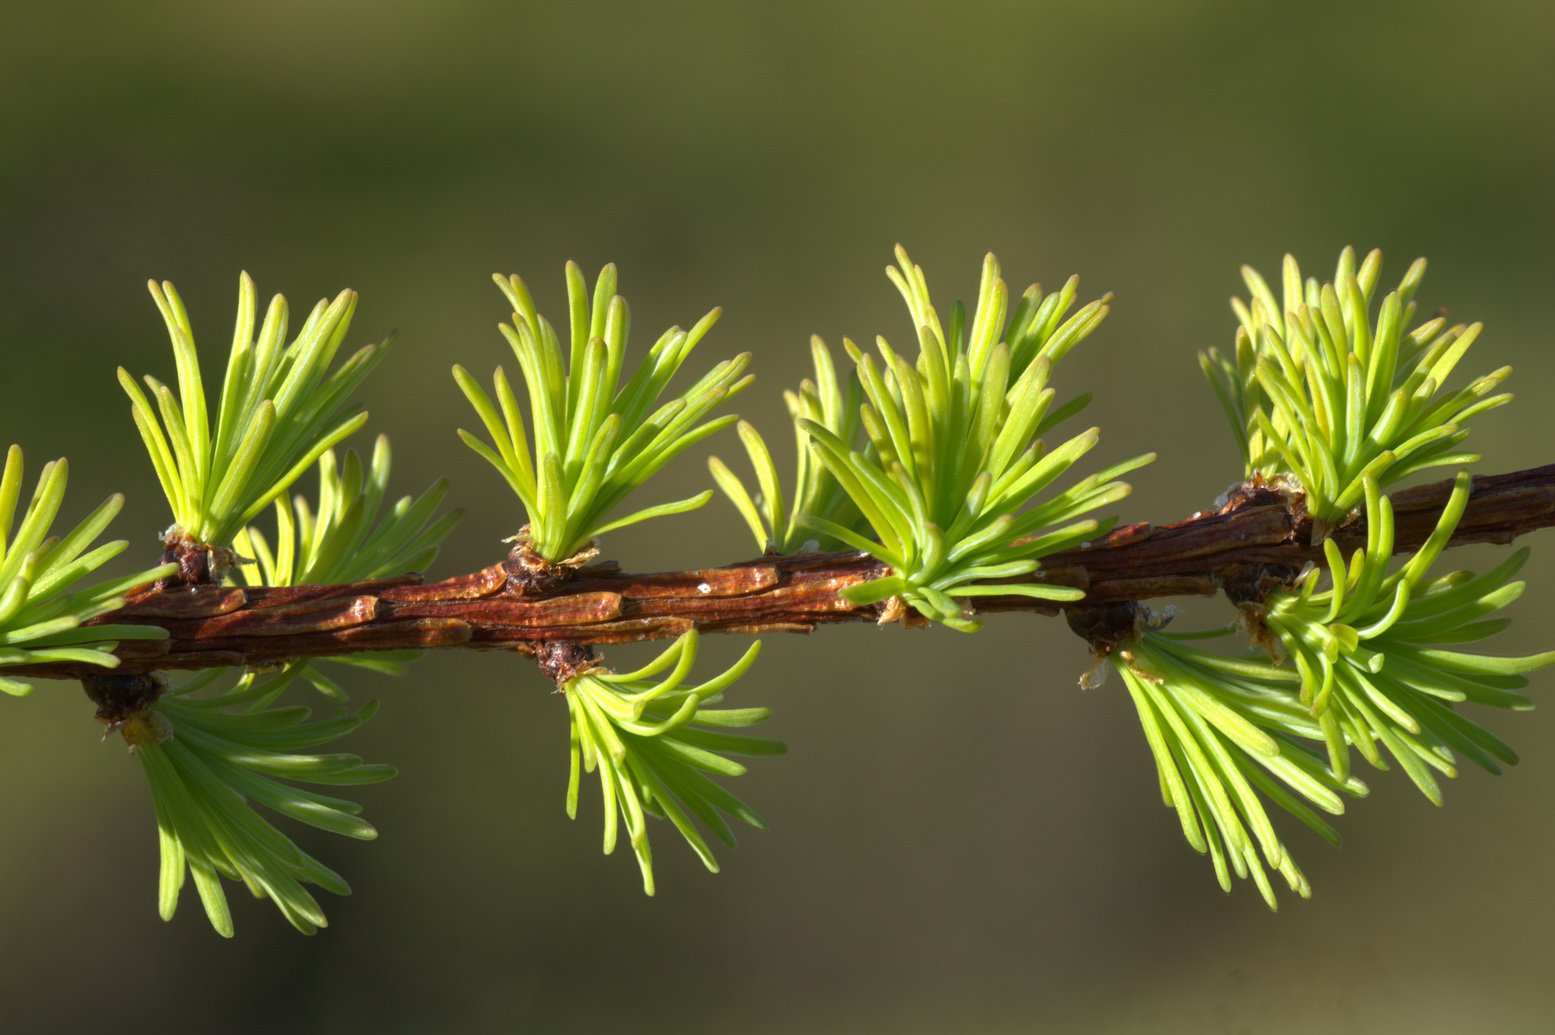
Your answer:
1,244 -> 1547,934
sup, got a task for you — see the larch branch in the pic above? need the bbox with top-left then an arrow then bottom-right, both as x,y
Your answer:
12,464 -> 1555,681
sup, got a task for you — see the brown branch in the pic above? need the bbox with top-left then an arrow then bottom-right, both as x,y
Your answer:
11,464 -> 1555,682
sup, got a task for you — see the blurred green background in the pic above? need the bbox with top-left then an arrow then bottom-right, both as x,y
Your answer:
3,2 -> 1554,1032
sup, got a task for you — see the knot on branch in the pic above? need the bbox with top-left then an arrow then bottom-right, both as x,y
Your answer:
1218,562 -> 1302,664
501,527 -> 599,594
1218,562 -> 1303,608
534,641 -> 600,687
1065,601 -> 1149,656
82,672 -> 169,747
154,528 -> 238,590
1215,471 -> 1324,544
1215,473 -> 1305,518
1066,601 -> 1175,690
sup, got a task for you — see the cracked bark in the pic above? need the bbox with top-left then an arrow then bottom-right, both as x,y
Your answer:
10,464 -> 1555,682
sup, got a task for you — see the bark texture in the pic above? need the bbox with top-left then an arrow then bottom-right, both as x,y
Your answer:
10,464 -> 1554,681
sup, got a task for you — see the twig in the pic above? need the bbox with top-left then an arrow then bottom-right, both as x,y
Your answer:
10,464 -> 1554,681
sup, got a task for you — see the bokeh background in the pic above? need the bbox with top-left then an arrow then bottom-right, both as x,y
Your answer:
3,2 -> 1554,1032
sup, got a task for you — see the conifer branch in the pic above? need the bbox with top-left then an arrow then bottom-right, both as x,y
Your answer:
8,462 -> 1551,682
7,247 -> 1549,926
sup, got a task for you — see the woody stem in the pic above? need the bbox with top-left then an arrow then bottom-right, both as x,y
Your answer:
10,464 -> 1555,682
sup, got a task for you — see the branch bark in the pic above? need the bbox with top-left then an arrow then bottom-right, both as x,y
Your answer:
14,464 -> 1555,680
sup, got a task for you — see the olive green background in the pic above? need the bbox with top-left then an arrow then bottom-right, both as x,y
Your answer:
3,2 -> 1554,1032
